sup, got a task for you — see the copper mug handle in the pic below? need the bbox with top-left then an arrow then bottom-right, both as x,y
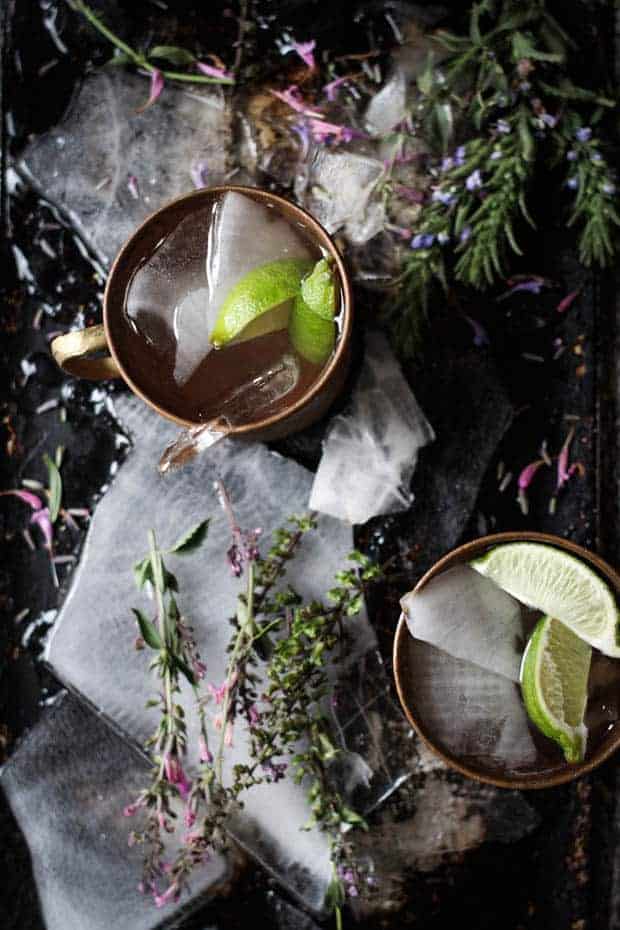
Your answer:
50,325 -> 122,380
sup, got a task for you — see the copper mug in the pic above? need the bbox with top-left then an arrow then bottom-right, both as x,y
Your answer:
51,186 -> 353,444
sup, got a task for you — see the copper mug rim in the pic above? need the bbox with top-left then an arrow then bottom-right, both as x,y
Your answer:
55,185 -> 353,433
393,531 -> 620,790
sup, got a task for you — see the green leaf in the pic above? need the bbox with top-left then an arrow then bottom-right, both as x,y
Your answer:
43,453 -> 62,523
106,50 -> 133,67
133,556 -> 153,590
417,52 -> 435,96
168,518 -> 210,554
148,45 -> 196,66
433,102 -> 454,153
132,608 -> 163,649
172,653 -> 196,686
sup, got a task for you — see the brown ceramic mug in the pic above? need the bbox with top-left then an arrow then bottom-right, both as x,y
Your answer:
393,532 -> 620,790
51,186 -> 353,443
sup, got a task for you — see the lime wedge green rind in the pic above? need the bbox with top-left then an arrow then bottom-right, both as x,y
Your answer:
471,542 -> 620,657
210,258 -> 313,347
300,258 -> 337,320
289,295 -> 336,365
520,616 -> 591,763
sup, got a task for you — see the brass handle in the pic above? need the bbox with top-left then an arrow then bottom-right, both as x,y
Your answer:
50,324 -> 122,380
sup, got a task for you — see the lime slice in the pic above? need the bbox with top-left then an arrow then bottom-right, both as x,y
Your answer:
471,543 -> 620,657
210,258 -> 313,347
289,295 -> 336,365
520,616 -> 591,762
300,258 -> 337,320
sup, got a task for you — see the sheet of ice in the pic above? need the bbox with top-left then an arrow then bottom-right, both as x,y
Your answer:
0,692 -> 230,930
44,393 -> 398,912
400,565 -> 525,682
309,331 -> 434,524
19,71 -> 231,265
295,149 -> 386,245
403,638 -> 537,770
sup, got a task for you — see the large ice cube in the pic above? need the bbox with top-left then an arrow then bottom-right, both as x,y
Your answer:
19,71 -> 231,266
44,393 -> 397,912
400,564 -> 525,682
401,638 -> 537,770
309,331 -> 434,524
0,692 -> 230,930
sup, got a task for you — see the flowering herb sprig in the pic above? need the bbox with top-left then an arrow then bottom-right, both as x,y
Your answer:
68,0 -> 234,111
387,0 -> 617,351
126,494 -> 381,926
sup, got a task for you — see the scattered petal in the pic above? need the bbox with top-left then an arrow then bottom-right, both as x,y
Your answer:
0,489 -> 43,511
30,507 -> 54,549
557,289 -> 580,314
136,68 -> 164,114
196,61 -> 234,81
127,174 -> 140,200
323,75 -> 348,101
190,160 -> 209,189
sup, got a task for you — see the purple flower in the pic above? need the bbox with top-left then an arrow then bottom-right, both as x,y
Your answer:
410,233 -> 434,249
496,119 -> 511,134
208,681 -> 229,705
323,76 -> 348,101
557,429 -> 577,493
347,884 -> 359,898
455,145 -> 466,165
248,704 -> 261,726
603,182 -> 616,195
490,148 -> 502,161
432,188 -> 456,205
441,156 -> 454,172
541,113 -> 557,128
261,760 -> 288,782
136,69 -> 164,114
459,225 -> 472,243
518,460 -> 545,491
289,39 -> 316,69
196,61 -> 234,82
199,736 -> 213,764
163,754 -> 192,799
591,152 -> 602,163
576,127 -> 592,142
190,161 -> 209,189
308,118 -> 355,144
465,169 -> 482,191
566,149 -> 577,161
127,174 -> 139,200
154,883 -> 179,909
566,176 -> 578,190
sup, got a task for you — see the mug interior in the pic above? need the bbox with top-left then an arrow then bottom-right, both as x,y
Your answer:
104,186 -> 352,430
393,531 -> 620,789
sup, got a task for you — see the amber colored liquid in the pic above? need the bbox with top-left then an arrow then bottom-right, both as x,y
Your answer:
115,191 -> 339,424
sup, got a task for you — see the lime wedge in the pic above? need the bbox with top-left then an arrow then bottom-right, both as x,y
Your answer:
471,543 -> 620,657
289,295 -> 336,365
300,258 -> 337,320
520,616 -> 591,762
210,258 -> 313,347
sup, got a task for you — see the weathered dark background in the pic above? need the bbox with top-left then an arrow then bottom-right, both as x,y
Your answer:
1,1 -> 619,929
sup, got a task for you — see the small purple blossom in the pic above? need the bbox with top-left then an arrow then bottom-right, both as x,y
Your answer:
347,884 -> 359,898
190,161 -> 209,189
603,182 -> 616,195
432,188 -> 456,205
410,233 -> 435,249
199,736 -> 213,764
541,113 -> 557,128
308,118 -> 355,144
496,119 -> 511,134
287,39 -> 316,69
465,169 -> 482,191
566,149 -> 578,161
163,753 -> 192,800
455,145 -> 466,165
591,151 -> 602,163
136,69 -> 164,113
459,225 -> 472,243
323,75 -> 348,101
576,127 -> 592,142
441,156 -> 454,172
566,176 -> 578,190
261,760 -> 288,782
127,174 -> 139,200
196,61 -> 234,82
154,883 -> 179,909
490,148 -> 502,160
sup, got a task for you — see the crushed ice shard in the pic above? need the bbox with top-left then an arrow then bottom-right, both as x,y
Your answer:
309,331 -> 434,524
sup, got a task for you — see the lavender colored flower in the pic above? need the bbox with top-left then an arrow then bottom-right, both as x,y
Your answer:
455,145 -> 466,165
410,233 -> 435,249
603,182 -> 616,195
441,156 -> 454,172
496,119 -> 510,134
459,225 -> 472,243
465,169 -> 482,191
190,161 -> 209,189
566,149 -> 577,161
591,152 -> 602,163
566,176 -> 578,190
261,760 -> 288,782
490,148 -> 502,161
576,127 -> 592,142
432,188 -> 456,205
541,113 -> 557,128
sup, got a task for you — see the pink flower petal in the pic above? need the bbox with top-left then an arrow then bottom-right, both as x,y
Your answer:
127,174 -> 139,200
0,489 -> 43,510
30,507 -> 53,548
290,40 -> 316,69
136,69 -> 164,114
323,75 -> 348,101
518,459 -> 545,490
556,289 -> 580,314
269,85 -> 322,117
196,61 -> 234,81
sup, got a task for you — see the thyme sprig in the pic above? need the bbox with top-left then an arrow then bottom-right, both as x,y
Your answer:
126,498 -> 381,925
